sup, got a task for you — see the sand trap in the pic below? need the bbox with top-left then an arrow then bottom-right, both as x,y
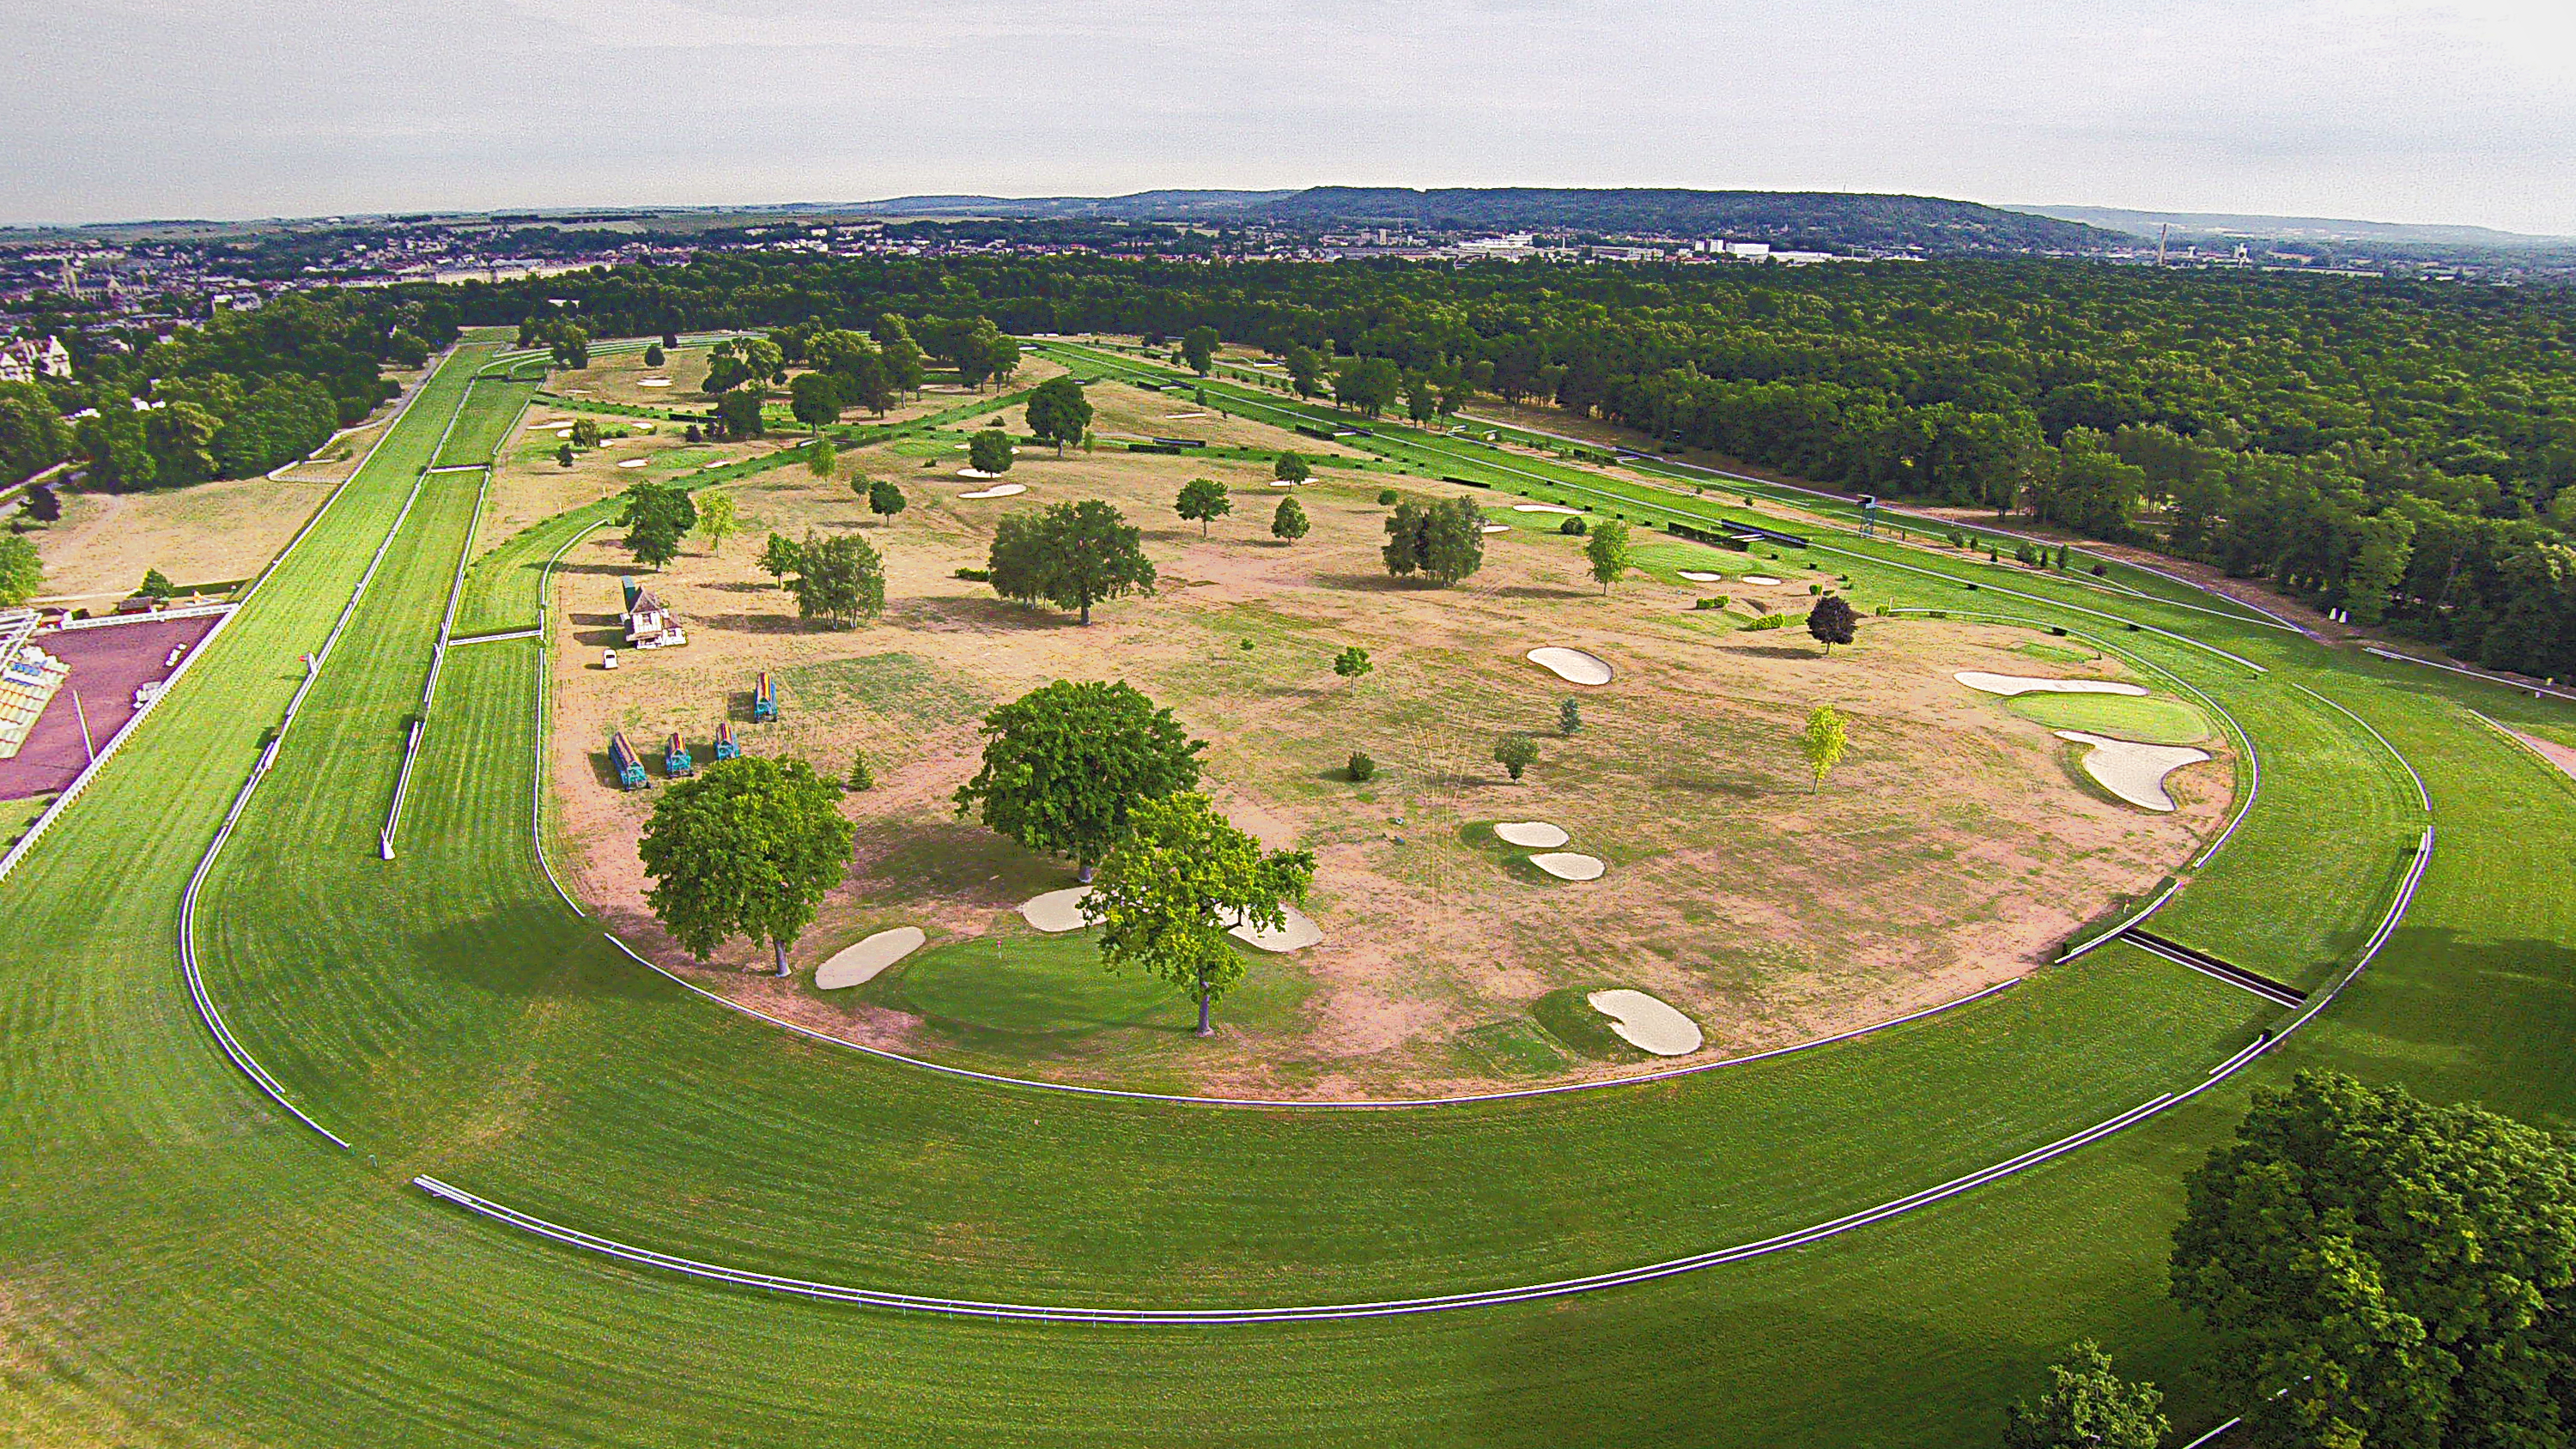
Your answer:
1224,903 -> 1323,953
1480,524 -> 1510,533
959,483 -> 1026,499
638,378 -> 672,388
553,427 -> 575,438
2057,731 -> 2210,811
1677,570 -> 1726,583
1495,821 -> 1571,848
1165,412 -> 1209,419
1513,503 -> 1582,515
815,926 -> 925,989
1955,671 -> 2148,699
1270,480 -> 1301,488
1742,574 -> 1783,586
952,442 -> 972,451
957,468 -> 1003,481
617,458 -> 648,468
1529,852 -> 1607,881
1527,647 -> 1613,686
1019,888 -> 1097,932
1588,989 -> 1704,1055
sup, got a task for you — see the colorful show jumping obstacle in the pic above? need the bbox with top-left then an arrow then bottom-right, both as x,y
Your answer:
608,731 -> 648,791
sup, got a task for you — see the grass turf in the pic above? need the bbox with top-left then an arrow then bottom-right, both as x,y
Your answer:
3,334 -> 2571,1446
2004,692 -> 2213,744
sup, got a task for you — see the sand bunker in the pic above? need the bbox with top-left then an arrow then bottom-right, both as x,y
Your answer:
1165,412 -> 1209,419
1677,570 -> 1726,583
957,468 -> 1003,481
1270,480 -> 1302,488
2057,731 -> 2210,811
1513,503 -> 1582,516
1742,574 -> 1783,586
1480,524 -> 1510,533
1224,903 -> 1323,953
959,483 -> 1026,499
1527,647 -> 1613,686
1588,989 -> 1704,1056
1956,671 -> 2148,699
637,378 -> 671,387
1019,888 -> 1097,932
617,458 -> 647,469
1529,852 -> 1607,881
1494,821 -> 1571,848
816,926 -> 926,989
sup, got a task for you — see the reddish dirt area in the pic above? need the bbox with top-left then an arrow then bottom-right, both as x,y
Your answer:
0,614 -> 226,800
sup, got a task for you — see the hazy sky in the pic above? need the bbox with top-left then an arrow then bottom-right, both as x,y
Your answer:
6,0 -> 2573,233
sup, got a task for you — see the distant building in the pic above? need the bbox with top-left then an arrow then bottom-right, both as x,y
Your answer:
0,336 -> 71,384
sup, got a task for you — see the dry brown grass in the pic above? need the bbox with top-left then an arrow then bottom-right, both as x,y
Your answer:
542,405 -> 2228,1096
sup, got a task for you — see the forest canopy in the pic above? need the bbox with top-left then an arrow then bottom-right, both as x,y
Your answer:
418,251 -> 2572,676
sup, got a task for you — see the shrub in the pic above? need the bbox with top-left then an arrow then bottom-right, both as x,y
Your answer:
1809,583 -> 1823,595
1346,751 -> 1376,782
1742,613 -> 1791,631
1558,516 -> 1587,536
1376,488 -> 1400,506
2092,562 -> 2109,576
953,567 -> 991,581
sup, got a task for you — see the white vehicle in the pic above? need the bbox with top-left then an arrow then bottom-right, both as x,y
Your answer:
602,649 -> 618,670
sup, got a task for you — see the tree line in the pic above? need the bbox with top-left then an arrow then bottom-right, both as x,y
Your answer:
422,250 -> 2576,676
9,291 -> 453,490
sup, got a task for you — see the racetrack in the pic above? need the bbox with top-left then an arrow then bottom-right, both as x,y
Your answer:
5,337 -> 2570,1446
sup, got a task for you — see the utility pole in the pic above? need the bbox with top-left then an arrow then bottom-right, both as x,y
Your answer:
2156,223 -> 2170,268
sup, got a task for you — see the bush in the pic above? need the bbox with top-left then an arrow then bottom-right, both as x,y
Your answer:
2092,562 -> 2109,576
953,567 -> 991,581
1558,516 -> 1587,536
1809,583 -> 1823,595
1694,595 -> 1730,609
1346,751 -> 1376,782
1376,488 -> 1400,506
1742,613 -> 1791,631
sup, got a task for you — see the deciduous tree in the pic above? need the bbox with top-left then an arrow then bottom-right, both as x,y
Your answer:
0,535 -> 41,607
968,427 -> 1014,475
987,500 -> 1157,625
1085,792 -> 1314,1037
1181,325 -> 1219,377
1382,496 -> 1487,585
1799,705 -> 1846,790
952,680 -> 1204,879
1025,375 -> 1092,455
1273,450 -> 1310,482
1585,518 -> 1632,592
1494,732 -> 1538,781
785,530 -> 885,627
696,492 -> 738,553
639,755 -> 854,978
756,531 -> 802,585
789,371 -> 844,433
1271,495 -> 1310,543
866,476 -> 907,525
2172,1070 -> 2576,1449
1807,593 -> 1858,652
1176,478 -> 1231,536
2002,1343 -> 2166,1449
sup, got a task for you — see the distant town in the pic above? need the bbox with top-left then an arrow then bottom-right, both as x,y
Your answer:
5,194 -> 2566,340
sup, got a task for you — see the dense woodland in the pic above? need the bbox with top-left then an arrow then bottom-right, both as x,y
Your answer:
440,252 -> 2576,676
3,292 -> 455,493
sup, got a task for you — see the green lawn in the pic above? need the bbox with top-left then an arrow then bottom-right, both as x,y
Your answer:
6,336 -> 2576,1446
2004,692 -> 2213,744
